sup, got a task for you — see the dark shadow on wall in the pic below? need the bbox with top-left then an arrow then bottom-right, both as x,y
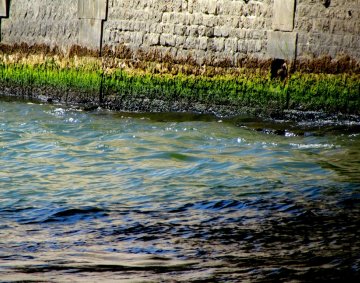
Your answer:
323,0 -> 331,8
271,59 -> 287,80
6,0 -> 11,17
99,0 -> 109,57
99,0 -> 109,105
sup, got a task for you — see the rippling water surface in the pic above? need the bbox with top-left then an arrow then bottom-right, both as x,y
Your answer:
1,98 -> 359,282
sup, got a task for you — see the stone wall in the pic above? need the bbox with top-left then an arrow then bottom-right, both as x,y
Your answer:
0,0 -> 359,65
103,0 -> 272,64
295,0 -> 360,61
0,0 -> 79,51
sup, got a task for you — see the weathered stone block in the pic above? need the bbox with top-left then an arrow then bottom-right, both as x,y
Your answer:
203,14 -> 216,27
162,24 -> 174,34
198,25 -> 213,37
214,26 -> 221,37
272,0 -> 295,31
161,12 -> 170,23
208,38 -> 225,52
225,38 -> 237,52
133,21 -> 146,32
0,0 -> 7,17
267,31 -> 297,60
132,32 -> 144,46
247,40 -> 256,53
185,13 -> 195,25
147,33 -> 160,46
174,25 -> 186,36
254,40 -> 262,52
150,23 -> 162,34
215,38 -> 225,52
160,34 -> 176,47
176,35 -> 186,46
199,37 -> 208,50
184,37 -> 198,50
200,0 -> 217,15
193,13 -> 203,25
189,26 -> 199,37
79,19 -> 103,50
78,0 -> 107,20
220,26 -> 229,37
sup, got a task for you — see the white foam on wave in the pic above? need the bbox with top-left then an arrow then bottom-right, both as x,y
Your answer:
290,143 -> 339,149
47,107 -> 66,117
66,117 -> 78,123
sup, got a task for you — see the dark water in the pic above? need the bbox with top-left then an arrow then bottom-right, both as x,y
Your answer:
0,99 -> 359,282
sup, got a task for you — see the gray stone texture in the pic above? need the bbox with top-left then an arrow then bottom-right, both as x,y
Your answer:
0,0 -> 79,51
78,0 -> 108,50
268,31 -> 297,60
103,0 -> 273,62
294,0 -> 360,61
78,0 -> 107,20
272,0 -> 295,32
0,0 -> 359,63
79,19 -> 103,50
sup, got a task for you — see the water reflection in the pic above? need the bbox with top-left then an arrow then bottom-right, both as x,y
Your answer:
0,100 -> 359,282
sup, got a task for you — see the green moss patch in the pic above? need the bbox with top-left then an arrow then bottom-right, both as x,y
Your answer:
0,59 -> 359,116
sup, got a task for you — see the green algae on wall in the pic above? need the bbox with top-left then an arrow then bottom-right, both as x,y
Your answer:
286,73 -> 360,114
0,63 -> 101,93
102,70 -> 360,115
0,59 -> 359,116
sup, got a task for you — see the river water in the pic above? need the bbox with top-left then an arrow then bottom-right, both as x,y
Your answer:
0,98 -> 359,282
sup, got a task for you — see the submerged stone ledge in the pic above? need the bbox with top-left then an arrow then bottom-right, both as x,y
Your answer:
0,45 -> 359,122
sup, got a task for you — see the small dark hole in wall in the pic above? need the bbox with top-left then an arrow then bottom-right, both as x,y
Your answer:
244,0 -> 250,3
271,59 -> 287,80
348,11 -> 352,17
323,0 -> 331,8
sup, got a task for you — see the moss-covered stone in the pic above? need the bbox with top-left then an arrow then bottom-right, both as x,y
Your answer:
0,51 -> 359,117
